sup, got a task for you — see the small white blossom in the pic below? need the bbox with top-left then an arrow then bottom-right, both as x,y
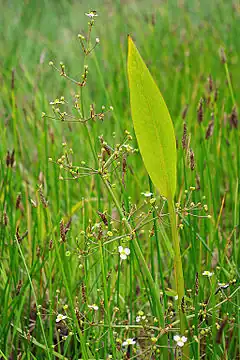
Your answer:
56,314 -> 67,323
96,37 -> 100,43
118,246 -> 130,260
136,316 -> 141,323
88,304 -> 99,311
174,335 -> 187,347
85,11 -> 98,18
202,270 -> 213,277
122,338 -> 136,347
218,282 -> 229,289
141,191 -> 153,197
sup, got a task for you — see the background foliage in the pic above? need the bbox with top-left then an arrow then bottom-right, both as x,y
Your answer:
0,0 -> 239,359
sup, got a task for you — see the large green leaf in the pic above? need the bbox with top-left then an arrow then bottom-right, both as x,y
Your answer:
127,36 -> 176,199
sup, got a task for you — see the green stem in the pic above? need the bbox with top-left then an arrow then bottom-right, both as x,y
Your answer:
168,199 -> 185,324
16,238 -> 52,360
98,239 -> 117,358
224,62 -> 236,106
53,235 -> 89,359
149,177 -> 167,311
101,177 -> 168,357
168,198 -> 188,358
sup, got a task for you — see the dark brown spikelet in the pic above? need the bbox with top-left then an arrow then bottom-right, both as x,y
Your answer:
197,99 -> 204,124
16,280 -> 23,296
6,150 -> 15,167
182,122 -> 188,149
90,103 -> 95,119
36,246 -> 41,257
181,296 -> 185,314
16,193 -> 24,214
195,272 -> 199,296
151,12 -> 156,26
60,219 -> 65,242
189,148 -> 195,170
229,106 -> 238,129
49,127 -> 55,144
106,269 -> 112,281
49,239 -> 53,250
11,68 -> 15,90
122,155 -> 127,186
64,217 -> 72,234
38,186 -> 48,208
60,219 -> 66,242
219,47 -> 227,64
97,211 -> 108,226
10,150 -> 15,167
103,143 -> 111,156
16,227 -> 28,243
6,151 -> 11,167
3,209 -> 9,226
216,317 -> 228,344
16,194 -> 22,210
205,120 -> 214,139
81,282 -> 87,303
196,173 -> 201,190
181,104 -> 189,120
208,74 -> 213,93
16,226 -> 21,243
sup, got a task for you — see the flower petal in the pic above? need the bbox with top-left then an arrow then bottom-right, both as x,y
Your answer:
177,341 -> 184,347
173,335 -> 180,342
124,248 -> 130,255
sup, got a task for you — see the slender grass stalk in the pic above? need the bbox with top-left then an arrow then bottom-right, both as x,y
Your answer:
0,350 -> 8,360
223,62 -> 236,106
98,239 -> 117,358
15,237 -> 52,360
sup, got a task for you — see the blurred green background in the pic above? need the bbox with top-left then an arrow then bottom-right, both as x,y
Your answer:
0,1 -> 239,357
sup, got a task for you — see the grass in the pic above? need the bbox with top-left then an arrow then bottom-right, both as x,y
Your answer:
0,0 -> 239,359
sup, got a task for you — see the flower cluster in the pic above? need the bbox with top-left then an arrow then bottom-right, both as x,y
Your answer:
173,335 -> 187,347
118,246 -> 130,260
56,314 -> 67,323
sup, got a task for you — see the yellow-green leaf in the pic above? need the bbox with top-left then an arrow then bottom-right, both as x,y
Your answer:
127,36 -> 176,199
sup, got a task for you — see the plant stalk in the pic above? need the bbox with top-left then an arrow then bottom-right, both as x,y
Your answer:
168,198 -> 188,358
101,177 -> 168,358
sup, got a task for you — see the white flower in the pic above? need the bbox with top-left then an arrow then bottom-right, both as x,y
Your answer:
56,314 -> 67,323
96,37 -> 100,43
85,11 -> 98,18
218,282 -> 229,289
136,316 -> 141,323
122,338 -> 136,347
141,191 -> 153,197
174,335 -> 187,347
88,304 -> 99,311
202,270 -> 213,277
118,246 -> 130,260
